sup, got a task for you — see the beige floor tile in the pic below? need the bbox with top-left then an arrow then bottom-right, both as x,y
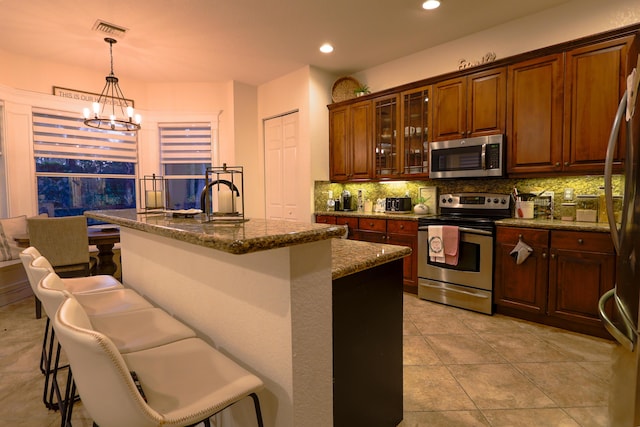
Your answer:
515,362 -> 609,407
448,364 -> 556,410
404,365 -> 476,411
563,406 -> 610,427
404,336 -> 442,366
425,334 -> 506,365
481,408 -> 581,427
403,320 -> 421,336
459,313 -> 529,335
412,315 -> 475,335
537,329 -> 614,362
480,332 -> 575,363
399,410 -> 490,426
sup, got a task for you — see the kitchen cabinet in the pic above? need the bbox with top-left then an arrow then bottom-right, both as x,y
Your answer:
563,36 -> 632,174
399,86 -> 431,177
432,67 -> 506,141
315,214 -> 419,293
506,53 -> 565,175
329,100 -> 373,181
374,88 -> 431,178
353,218 -> 418,293
507,36 -> 633,175
494,226 -> 615,338
374,94 -> 401,178
494,227 -> 550,315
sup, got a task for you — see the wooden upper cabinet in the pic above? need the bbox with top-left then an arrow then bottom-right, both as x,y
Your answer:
507,35 -> 633,176
563,36 -> 633,174
432,67 -> 506,141
507,53 -> 565,174
329,100 -> 373,181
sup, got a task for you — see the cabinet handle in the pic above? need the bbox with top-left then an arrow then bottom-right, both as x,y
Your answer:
564,162 -> 570,167
555,162 -> 561,167
551,253 -> 556,259
369,222 -> 374,227
400,224 -> 404,229
542,252 -> 547,259
578,238 -> 584,245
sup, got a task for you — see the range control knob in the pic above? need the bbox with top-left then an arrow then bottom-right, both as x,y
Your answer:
493,198 -> 499,204
441,198 -> 447,204
501,198 -> 507,204
447,198 -> 453,203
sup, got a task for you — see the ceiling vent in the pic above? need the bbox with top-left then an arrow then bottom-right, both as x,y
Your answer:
92,20 -> 128,38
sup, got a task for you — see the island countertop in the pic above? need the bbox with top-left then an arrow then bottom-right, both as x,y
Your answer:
330,238 -> 411,280
85,209 -> 346,255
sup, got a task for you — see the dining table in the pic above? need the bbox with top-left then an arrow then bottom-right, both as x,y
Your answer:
14,226 -> 120,276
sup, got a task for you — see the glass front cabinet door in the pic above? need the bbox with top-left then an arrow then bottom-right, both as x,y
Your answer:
400,86 -> 431,177
374,94 -> 400,178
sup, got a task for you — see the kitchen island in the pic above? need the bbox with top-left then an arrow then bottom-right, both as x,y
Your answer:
84,209 -> 409,427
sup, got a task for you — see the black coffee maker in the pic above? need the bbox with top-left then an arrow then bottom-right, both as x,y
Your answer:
341,190 -> 352,211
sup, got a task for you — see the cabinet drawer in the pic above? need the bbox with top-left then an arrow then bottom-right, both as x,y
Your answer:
336,217 -> 358,229
496,226 -> 549,246
358,218 -> 387,232
551,230 -> 614,253
316,215 -> 337,224
387,220 -> 418,235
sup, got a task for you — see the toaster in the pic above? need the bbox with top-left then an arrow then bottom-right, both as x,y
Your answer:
385,197 -> 412,213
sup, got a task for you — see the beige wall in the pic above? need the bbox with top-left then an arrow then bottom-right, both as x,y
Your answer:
355,0 -> 640,93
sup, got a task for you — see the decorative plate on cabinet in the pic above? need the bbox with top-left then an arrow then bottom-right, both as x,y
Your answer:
331,77 -> 361,103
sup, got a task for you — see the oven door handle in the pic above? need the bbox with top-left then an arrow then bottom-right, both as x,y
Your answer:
419,226 -> 493,236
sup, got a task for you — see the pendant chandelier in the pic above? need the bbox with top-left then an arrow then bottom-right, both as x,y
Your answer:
83,37 -> 141,132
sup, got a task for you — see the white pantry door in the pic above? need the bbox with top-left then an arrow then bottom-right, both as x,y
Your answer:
264,111 -> 300,221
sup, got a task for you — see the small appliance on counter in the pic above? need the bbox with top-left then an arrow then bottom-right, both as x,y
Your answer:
341,190 -> 353,211
385,197 -> 412,213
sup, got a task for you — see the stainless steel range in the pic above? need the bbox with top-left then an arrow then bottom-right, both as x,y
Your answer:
417,192 -> 511,314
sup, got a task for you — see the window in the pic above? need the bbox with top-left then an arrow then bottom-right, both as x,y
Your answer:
159,123 -> 212,210
32,108 -> 137,220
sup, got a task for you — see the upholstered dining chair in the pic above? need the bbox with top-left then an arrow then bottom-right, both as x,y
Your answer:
54,296 -> 265,427
27,215 -> 97,278
25,254 -> 148,411
20,246 -> 121,319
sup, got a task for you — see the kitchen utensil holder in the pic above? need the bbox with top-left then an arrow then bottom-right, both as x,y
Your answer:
139,174 -> 167,212
201,164 -> 246,223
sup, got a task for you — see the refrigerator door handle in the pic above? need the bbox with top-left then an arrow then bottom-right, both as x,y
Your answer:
604,91 -> 627,253
598,288 -> 635,351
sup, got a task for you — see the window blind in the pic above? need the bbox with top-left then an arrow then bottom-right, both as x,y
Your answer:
32,107 -> 137,162
159,122 -> 212,164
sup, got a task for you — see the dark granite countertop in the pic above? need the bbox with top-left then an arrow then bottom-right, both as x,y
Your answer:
496,218 -> 612,233
315,211 -> 430,221
85,209 -> 346,255
330,238 -> 411,280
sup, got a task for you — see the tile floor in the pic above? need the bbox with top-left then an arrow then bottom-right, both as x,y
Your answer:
0,293 -> 615,426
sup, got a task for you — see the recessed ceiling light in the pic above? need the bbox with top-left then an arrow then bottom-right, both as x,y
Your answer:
320,43 -> 334,54
422,0 -> 440,10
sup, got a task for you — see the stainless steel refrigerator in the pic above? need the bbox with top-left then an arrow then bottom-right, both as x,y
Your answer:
599,51 -> 640,426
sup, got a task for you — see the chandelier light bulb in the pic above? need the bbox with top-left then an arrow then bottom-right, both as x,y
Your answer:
83,38 -> 141,132
83,108 -> 90,119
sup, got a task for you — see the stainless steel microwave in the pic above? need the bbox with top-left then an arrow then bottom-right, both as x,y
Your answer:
429,134 -> 504,179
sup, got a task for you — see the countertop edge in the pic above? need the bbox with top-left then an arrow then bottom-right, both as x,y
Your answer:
331,238 -> 411,280
315,211 -> 428,221
85,210 -> 347,255
495,218 -> 612,233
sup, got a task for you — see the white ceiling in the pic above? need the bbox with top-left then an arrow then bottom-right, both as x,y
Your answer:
0,0 -> 571,86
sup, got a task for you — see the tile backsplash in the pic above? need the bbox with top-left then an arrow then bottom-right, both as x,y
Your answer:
314,175 -> 623,218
